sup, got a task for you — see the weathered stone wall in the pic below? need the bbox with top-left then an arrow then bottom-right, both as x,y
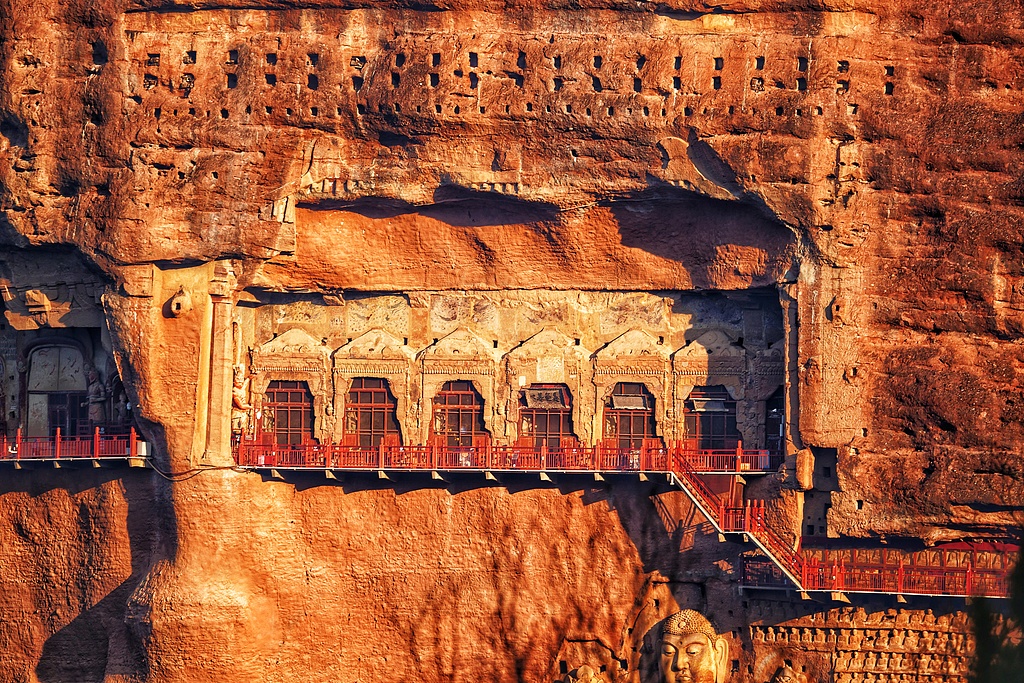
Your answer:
0,0 -> 1021,680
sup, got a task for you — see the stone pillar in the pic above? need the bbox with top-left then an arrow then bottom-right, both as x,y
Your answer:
202,261 -> 236,466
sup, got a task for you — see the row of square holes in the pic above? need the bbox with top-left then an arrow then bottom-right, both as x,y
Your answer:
144,71 -> 893,98
143,50 -> 897,96
151,100 -> 856,121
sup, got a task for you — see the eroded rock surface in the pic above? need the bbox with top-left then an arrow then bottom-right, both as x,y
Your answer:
0,0 -> 1021,680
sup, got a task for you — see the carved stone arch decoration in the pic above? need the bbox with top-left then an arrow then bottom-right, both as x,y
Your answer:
503,328 -> 594,445
250,328 -> 333,443
672,330 -> 746,399
673,329 -> 752,446
592,330 -> 671,442
332,328 -> 416,444
417,327 -> 502,444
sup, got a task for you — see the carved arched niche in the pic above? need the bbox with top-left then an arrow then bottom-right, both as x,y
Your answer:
672,330 -> 748,445
250,328 -> 333,443
331,328 -> 416,444
592,330 -> 672,443
416,328 -> 502,444
502,329 -> 594,445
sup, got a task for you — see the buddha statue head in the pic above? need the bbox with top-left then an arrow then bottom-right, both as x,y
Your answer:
659,610 -> 729,683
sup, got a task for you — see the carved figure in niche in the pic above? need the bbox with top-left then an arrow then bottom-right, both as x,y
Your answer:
659,610 -> 729,683
769,666 -> 805,683
115,391 -> 130,424
231,364 -> 252,435
85,367 -> 106,424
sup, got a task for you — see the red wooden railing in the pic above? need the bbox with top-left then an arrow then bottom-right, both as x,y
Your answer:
742,544 -> 1016,599
233,440 -> 783,474
226,437 -> 1016,600
0,428 -> 139,461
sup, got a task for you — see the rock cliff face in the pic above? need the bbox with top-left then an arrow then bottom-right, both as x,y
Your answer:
0,0 -> 1021,680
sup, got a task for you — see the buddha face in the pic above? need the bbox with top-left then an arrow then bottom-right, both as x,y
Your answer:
660,633 -> 718,683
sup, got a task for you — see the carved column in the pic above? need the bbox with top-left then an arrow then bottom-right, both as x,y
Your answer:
202,261 -> 236,466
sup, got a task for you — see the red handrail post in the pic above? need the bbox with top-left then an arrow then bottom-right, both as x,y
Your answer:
55,427 -> 61,459
130,428 -> 138,459
378,442 -> 385,469
966,563 -> 974,596
94,426 -> 101,459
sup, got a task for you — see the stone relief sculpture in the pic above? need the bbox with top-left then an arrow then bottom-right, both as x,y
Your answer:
231,364 -> 252,435
768,665 -> 805,683
85,366 -> 107,424
660,610 -> 729,683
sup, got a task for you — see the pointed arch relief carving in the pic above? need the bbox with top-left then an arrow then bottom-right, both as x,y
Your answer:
594,329 -> 671,375
504,328 -> 595,445
672,329 -> 746,385
592,330 -> 672,440
250,327 -> 333,442
417,327 -> 502,443
419,327 -> 501,376
332,328 -> 415,443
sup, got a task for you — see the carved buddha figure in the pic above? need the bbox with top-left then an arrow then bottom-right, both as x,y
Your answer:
769,666 -> 800,683
659,610 -> 729,683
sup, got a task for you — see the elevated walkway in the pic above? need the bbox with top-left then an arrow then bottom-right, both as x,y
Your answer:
0,428 -> 148,468
233,440 -> 1017,600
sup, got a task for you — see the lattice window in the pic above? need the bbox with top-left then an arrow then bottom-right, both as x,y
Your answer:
263,380 -> 314,445
432,380 -> 488,447
344,377 -> 400,448
682,385 -> 739,450
603,382 -> 656,449
519,384 -> 575,448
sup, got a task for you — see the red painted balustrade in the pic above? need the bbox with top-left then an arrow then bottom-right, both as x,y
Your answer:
0,428 -> 140,461
742,543 -> 1017,598
233,440 -> 782,474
